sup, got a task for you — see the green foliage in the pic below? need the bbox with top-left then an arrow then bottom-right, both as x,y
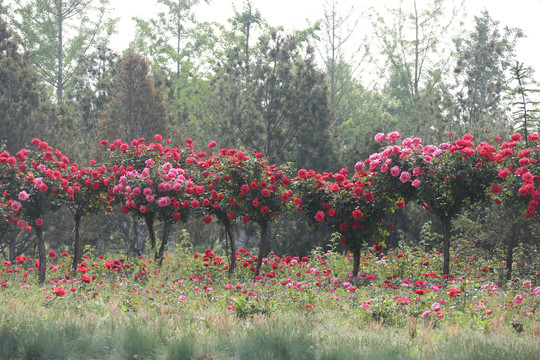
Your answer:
510,61 -> 540,142
0,16 -> 51,154
99,50 -> 169,141
453,10 -> 523,140
4,0 -> 113,103
209,27 -> 336,172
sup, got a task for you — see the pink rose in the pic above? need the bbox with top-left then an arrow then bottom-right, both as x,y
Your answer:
18,191 -> 29,201
399,171 -> 411,183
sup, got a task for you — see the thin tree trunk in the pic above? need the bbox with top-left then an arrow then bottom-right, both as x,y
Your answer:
352,246 -> 361,278
71,213 -> 82,274
35,226 -> 46,283
224,219 -> 236,274
255,221 -> 268,278
156,221 -> 173,266
133,218 -> 143,256
144,213 -> 156,250
441,215 -> 451,276
9,236 -> 16,263
57,1 -> 63,103
506,237 -> 515,281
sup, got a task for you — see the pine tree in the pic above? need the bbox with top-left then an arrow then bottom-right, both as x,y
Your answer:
0,16 -> 50,153
99,50 -> 169,142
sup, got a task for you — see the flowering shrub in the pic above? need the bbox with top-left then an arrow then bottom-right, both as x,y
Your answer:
106,136 -> 199,264
492,133 -> 540,218
293,167 -> 395,277
222,149 -> 292,276
0,132 -> 538,282
367,133 -> 502,274
0,139 -> 66,282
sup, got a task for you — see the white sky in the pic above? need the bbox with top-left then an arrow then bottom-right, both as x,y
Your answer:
108,0 -> 540,81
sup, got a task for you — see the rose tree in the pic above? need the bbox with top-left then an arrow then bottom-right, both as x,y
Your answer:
193,144 -> 245,274
0,139 -> 65,282
107,136 -> 197,265
369,133 -> 500,275
224,149 -> 292,277
293,167 -> 395,277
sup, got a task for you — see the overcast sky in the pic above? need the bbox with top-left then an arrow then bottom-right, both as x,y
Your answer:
108,0 -> 540,81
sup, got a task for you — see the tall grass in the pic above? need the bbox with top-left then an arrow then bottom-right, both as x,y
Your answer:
1,309 -> 538,359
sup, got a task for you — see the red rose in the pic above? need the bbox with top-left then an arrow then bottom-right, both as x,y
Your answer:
352,209 -> 363,220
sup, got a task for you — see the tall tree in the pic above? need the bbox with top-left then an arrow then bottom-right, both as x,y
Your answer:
453,11 -> 523,139
510,61 -> 539,145
131,0 -> 212,126
70,43 -> 118,154
5,0 -> 113,103
317,0 -> 369,127
370,0 -> 462,142
99,50 -> 168,142
228,0 -> 262,80
211,28 -> 336,171
0,16 -> 50,153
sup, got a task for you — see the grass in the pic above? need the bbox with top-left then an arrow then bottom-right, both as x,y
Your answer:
0,306 -> 538,359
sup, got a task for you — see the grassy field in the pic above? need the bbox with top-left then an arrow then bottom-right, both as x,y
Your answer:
0,243 -> 538,359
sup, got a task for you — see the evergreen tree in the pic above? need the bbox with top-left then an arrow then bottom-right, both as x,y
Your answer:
99,50 -> 169,142
211,28 -> 336,172
0,16 -> 50,153
453,11 -> 523,140
510,61 -> 540,145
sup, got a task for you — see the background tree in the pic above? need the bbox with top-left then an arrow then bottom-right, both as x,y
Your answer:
69,43 -> 118,158
211,28 -> 336,171
99,50 -> 169,142
370,0 -> 462,143
510,62 -> 540,145
131,0 -> 214,130
0,16 -> 51,153
316,0 -> 369,128
4,0 -> 114,103
452,11 -> 523,140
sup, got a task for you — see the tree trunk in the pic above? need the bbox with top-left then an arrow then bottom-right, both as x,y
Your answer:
224,219 -> 236,274
71,213 -> 82,274
133,218 -> 143,256
441,215 -> 452,276
144,213 -> 156,250
156,221 -> 173,266
56,1 -> 63,103
9,236 -> 16,263
506,237 -> 515,281
35,226 -> 46,283
352,246 -> 361,278
254,221 -> 268,278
